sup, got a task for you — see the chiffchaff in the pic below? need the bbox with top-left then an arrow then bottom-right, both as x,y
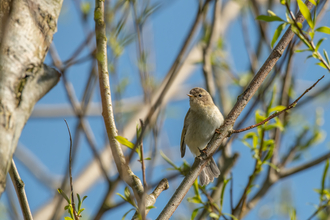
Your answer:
180,87 -> 224,185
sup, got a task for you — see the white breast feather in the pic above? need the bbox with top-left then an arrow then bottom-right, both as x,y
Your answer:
184,106 -> 224,156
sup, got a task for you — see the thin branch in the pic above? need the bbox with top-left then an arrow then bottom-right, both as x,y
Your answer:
139,119 -> 147,189
230,172 -> 234,215
279,151 -> 330,179
64,119 -> 79,220
9,159 -> 33,220
202,0 -> 221,97
232,75 -> 324,134
279,128 -> 308,168
307,203 -> 328,220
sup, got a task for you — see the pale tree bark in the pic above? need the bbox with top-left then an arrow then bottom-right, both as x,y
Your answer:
0,0 -> 63,196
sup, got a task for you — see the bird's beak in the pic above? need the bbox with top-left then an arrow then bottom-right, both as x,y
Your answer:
187,94 -> 193,97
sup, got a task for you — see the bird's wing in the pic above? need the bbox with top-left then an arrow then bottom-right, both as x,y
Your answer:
180,109 -> 190,158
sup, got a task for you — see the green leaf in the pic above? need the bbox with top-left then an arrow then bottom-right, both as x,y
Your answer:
144,157 -> 151,160
324,49 -> 330,64
77,208 -> 85,215
267,10 -> 277,17
115,136 -> 135,149
223,213 -> 239,220
286,13 -> 293,24
116,193 -> 128,202
255,110 -> 266,124
220,178 -> 230,210
58,188 -> 70,203
64,217 -> 73,220
321,159 -> 329,201
256,15 -> 284,22
122,208 -> 135,220
160,151 -> 178,169
264,117 -> 284,131
193,179 -> 201,199
295,48 -> 313,53
124,187 -> 131,198
291,26 -> 312,48
309,31 -> 315,41
264,161 -> 280,172
209,212 -> 220,219
280,0 -> 286,5
315,26 -> 330,34
316,62 -> 327,69
243,132 -> 258,149
191,208 -> 202,220
297,0 -> 314,29
315,38 -> 326,51
187,196 -> 203,204
77,194 -> 82,211
80,2 -> 91,15
308,0 -> 317,5
271,23 -> 287,48
266,85 -> 276,117
290,209 -> 297,220
262,139 -> 275,151
269,105 -> 286,113
146,205 -> 156,210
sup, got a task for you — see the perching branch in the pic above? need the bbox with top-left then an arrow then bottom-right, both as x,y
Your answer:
156,1 -> 314,219
232,75 -> 324,134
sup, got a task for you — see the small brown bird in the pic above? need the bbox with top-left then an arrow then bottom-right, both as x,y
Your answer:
180,87 -> 224,185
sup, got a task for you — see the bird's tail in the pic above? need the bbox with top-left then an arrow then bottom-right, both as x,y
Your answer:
199,157 -> 220,186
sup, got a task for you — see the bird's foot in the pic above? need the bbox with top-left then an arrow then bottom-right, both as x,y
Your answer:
199,148 -> 208,157
215,128 -> 221,134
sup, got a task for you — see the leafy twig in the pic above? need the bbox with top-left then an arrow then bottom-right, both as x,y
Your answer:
64,119 -> 79,220
232,75 -> 324,134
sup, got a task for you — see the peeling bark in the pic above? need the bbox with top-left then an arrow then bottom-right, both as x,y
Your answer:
0,0 -> 63,196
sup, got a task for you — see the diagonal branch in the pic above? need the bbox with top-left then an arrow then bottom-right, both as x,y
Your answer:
279,152 -> 330,179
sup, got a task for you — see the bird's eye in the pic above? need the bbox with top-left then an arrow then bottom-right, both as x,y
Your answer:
199,94 -> 202,97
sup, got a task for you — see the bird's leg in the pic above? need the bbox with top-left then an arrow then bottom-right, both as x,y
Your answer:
215,128 -> 221,134
199,148 -> 207,157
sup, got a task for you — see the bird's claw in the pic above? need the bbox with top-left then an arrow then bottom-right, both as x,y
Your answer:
199,148 -> 207,157
215,128 -> 221,134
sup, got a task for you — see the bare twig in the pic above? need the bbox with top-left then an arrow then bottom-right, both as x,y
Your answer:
139,119 -> 147,189
307,204 -> 328,220
279,152 -> 330,179
64,119 -> 79,220
230,172 -> 234,214
279,128 -> 308,168
232,75 -> 324,134
202,0 -> 221,97
9,159 -> 33,220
